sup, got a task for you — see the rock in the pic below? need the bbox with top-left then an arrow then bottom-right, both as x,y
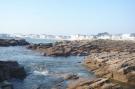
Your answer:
26,44 -> 38,50
26,40 -> 135,88
44,45 -> 72,56
27,40 -> 91,56
27,40 -> 135,56
0,81 -> 13,89
77,61 -> 81,63
40,43 -> 53,47
37,77 -> 66,89
63,74 -> 79,80
10,67 -> 26,80
0,38 -> 29,47
67,78 -> 123,89
0,61 -> 26,82
101,83 -> 122,89
84,52 -> 135,85
15,39 -> 29,46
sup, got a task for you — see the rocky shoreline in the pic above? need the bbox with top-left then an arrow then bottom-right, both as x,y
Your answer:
67,78 -> 123,89
27,40 -> 135,89
27,40 -> 135,56
84,52 -> 135,85
0,39 -> 135,89
0,38 -> 28,89
0,39 -> 29,81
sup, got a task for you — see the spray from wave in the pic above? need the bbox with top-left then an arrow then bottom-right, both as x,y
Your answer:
33,69 -> 49,76
30,64 -> 49,76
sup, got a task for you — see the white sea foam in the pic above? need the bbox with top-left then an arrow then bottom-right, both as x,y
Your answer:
5,33 -> 135,41
33,70 -> 49,76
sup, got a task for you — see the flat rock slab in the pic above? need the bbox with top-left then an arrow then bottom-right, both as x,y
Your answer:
84,52 -> 135,85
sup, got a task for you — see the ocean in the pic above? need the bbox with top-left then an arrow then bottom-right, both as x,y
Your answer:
0,39 -> 95,89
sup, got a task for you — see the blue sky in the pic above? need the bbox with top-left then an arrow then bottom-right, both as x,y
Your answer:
0,0 -> 135,35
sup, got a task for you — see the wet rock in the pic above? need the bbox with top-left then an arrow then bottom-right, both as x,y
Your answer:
63,74 -> 79,80
0,61 -> 26,82
0,38 -> 29,47
0,81 -> 13,89
15,39 -> 29,46
37,77 -> 66,89
77,61 -> 81,63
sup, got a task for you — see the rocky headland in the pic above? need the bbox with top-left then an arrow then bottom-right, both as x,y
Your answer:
27,40 -> 135,56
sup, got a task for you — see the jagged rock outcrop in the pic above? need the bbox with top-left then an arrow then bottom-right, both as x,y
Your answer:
84,52 -> 135,85
0,38 -> 29,47
0,61 -> 26,82
27,40 -> 135,56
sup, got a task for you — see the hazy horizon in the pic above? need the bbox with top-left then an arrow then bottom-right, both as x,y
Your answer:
0,0 -> 135,35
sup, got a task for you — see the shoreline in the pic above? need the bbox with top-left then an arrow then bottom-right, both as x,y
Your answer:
27,39 -> 135,89
0,38 -> 135,89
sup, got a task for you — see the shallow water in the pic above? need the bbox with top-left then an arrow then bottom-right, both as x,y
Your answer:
25,38 -> 56,44
0,46 -> 95,89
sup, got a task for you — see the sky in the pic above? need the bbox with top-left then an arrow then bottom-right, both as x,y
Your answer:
0,0 -> 135,35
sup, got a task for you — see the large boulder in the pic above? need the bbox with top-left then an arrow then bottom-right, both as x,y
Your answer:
0,61 -> 26,82
44,45 -> 72,56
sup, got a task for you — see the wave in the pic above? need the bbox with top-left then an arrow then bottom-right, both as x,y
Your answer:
33,69 -> 49,76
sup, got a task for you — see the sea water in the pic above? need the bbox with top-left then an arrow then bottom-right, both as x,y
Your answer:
0,39 -> 95,89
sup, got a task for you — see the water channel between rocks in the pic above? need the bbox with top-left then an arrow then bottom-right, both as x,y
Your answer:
0,46 -> 96,89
